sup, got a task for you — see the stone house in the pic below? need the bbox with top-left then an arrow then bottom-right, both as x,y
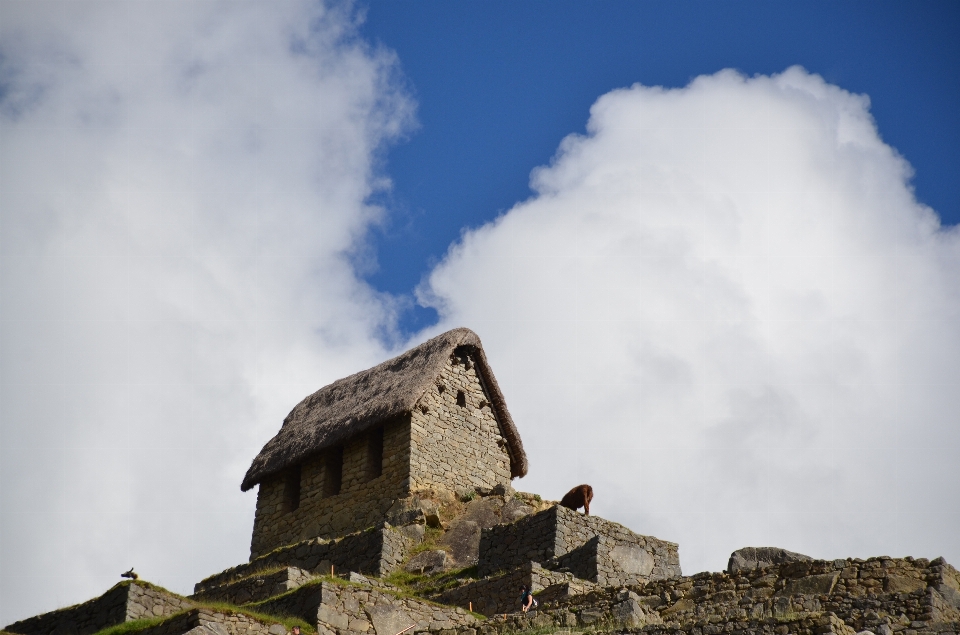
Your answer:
241,328 -> 528,558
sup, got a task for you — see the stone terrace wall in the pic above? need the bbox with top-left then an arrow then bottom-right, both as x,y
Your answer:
252,580 -> 479,635
477,506 -> 563,576
632,556 -> 960,632
435,561 -> 598,617
4,582 -> 192,635
484,607 -> 853,635
251,417 -> 412,558
197,526 -> 408,595
191,567 -> 316,605
409,350 -> 513,495
478,505 -> 681,586
137,608 -> 287,635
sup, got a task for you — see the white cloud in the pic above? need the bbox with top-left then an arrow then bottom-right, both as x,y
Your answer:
419,67 -> 960,575
0,0 -> 412,623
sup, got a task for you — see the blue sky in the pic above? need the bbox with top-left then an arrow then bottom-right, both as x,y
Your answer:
359,0 -> 960,332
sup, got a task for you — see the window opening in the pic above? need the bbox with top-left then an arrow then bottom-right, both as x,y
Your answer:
367,427 -> 384,480
324,446 -> 343,497
283,464 -> 301,513
456,390 -> 466,407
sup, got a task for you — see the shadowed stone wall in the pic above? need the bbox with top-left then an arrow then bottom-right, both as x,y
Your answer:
198,526 -> 409,596
435,561 -> 598,617
478,505 -> 681,586
250,417 -> 412,558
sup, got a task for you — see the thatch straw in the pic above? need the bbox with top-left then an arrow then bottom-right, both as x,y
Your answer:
241,328 -> 528,491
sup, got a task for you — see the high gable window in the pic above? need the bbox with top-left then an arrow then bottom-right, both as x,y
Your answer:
456,390 -> 466,407
282,464 -> 301,513
324,447 -> 343,497
367,427 -> 384,480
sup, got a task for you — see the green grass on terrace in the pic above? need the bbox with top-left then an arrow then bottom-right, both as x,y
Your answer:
81,580 -> 316,635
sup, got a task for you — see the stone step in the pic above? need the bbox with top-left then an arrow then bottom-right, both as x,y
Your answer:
3,582 -> 192,635
190,567 -> 316,605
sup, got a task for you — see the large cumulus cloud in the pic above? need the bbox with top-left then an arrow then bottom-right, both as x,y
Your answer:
0,0 -> 412,623
419,67 -> 960,574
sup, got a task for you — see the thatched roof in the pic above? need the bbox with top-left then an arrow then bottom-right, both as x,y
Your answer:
241,327 -> 528,491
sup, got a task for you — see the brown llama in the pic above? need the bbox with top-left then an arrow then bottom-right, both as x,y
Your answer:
559,484 -> 593,515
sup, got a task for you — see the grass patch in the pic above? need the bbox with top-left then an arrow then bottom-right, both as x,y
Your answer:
386,565 -> 476,596
91,618 -> 168,635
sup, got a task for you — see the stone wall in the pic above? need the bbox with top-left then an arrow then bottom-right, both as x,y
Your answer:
409,350 -> 513,495
250,417 -> 412,558
434,561 -> 598,617
488,608 -> 857,635
3,582 -> 192,635
191,567 -> 316,605
633,556 -> 960,630
252,580 -> 479,635
197,526 -> 408,595
136,608 -> 287,635
477,505 -> 681,586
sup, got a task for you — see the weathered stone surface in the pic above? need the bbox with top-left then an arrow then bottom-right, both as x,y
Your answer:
611,593 -> 651,627
460,498 -> 502,530
884,575 -> 927,594
500,497 -> 534,524
728,546 -> 814,573
611,544 -> 655,576
397,523 -> 425,544
404,550 -> 448,574
440,520 -> 481,566
782,572 -> 840,596
366,605 -> 415,635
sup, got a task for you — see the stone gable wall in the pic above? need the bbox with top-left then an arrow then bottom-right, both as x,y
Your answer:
197,526 -> 408,595
409,351 -> 512,494
250,417 -> 412,557
3,582 -> 192,635
477,505 -> 681,586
